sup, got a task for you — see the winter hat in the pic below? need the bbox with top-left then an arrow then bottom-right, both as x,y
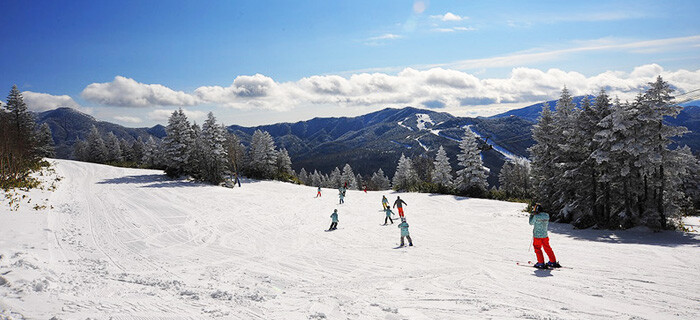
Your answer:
401,217 -> 406,222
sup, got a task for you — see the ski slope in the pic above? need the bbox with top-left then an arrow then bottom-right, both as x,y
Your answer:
1,160 -> 699,319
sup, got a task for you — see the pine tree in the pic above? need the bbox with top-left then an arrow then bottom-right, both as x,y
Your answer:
119,138 -> 133,162
86,125 -> 107,163
370,168 -> 391,190
201,113 -> 229,184
498,158 -> 531,199
392,153 -> 419,191
163,109 -> 193,177
5,85 -> 36,158
298,168 -> 309,185
72,139 -> 89,161
310,170 -> 322,187
356,173 -> 364,190
188,122 -> 205,179
455,128 -> 488,194
132,137 -> 145,165
431,145 -> 453,187
529,103 -> 558,212
104,132 -> 122,163
329,167 -> 342,188
36,123 -> 56,158
225,133 -> 245,177
341,163 -> 358,189
142,136 -> 159,168
248,130 -> 278,179
275,148 -> 292,179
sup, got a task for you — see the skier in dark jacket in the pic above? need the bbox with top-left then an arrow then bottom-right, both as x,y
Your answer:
316,186 -> 322,198
529,204 -> 560,269
393,196 -> 407,218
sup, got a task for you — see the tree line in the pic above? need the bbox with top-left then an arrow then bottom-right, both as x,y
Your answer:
525,76 -> 700,230
1,85 -> 55,189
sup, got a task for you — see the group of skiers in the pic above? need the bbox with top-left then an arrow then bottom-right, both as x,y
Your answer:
319,185 -> 561,268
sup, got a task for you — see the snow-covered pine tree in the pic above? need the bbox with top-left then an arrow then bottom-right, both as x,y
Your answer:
392,153 -> 419,191
275,148 -> 292,179
356,173 -> 364,190
455,128 -> 488,195
498,158 -> 531,199
36,123 -> 56,158
431,145 -> 453,188
298,168 -> 309,185
201,113 -> 229,184
370,168 -> 391,190
248,129 -> 278,179
310,169 -> 322,187
529,102 -> 558,213
104,132 -> 122,163
86,125 -> 107,163
131,137 -> 145,165
119,138 -> 133,162
162,109 -> 193,177
142,136 -> 159,168
329,167 -> 342,188
72,139 -> 89,161
4,85 -> 36,158
341,164 -> 358,189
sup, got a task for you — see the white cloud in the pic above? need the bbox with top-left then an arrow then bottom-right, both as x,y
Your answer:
81,76 -> 200,107
22,91 -> 83,112
431,12 -> 466,22
433,28 -> 455,33
368,33 -> 402,41
148,109 -> 206,122
113,116 -> 142,124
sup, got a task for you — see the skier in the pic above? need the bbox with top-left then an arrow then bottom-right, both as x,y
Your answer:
339,188 -> 345,204
328,209 -> 339,231
381,195 -> 389,210
316,186 -> 322,198
397,218 -> 413,246
393,196 -> 407,218
529,203 -> 561,269
233,172 -> 241,187
383,207 -> 395,225
363,184 -> 367,193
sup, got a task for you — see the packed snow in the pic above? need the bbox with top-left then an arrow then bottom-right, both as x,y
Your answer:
1,160 -> 699,319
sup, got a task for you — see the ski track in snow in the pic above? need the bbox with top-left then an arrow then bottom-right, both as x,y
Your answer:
465,125 -> 523,161
1,159 -> 699,319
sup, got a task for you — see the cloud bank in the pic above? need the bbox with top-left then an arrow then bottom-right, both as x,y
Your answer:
22,91 -> 83,112
78,64 -> 700,113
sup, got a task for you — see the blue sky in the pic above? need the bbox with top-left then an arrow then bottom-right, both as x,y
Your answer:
2,0 -> 700,126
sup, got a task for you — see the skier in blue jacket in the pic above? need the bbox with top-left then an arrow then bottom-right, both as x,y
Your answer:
397,218 -> 413,246
383,207 -> 395,225
338,188 -> 345,204
328,209 -> 339,230
529,203 -> 560,269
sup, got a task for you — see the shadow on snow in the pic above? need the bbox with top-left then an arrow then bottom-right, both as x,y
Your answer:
97,174 -> 261,188
548,222 -> 700,247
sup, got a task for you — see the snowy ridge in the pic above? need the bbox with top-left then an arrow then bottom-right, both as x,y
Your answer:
1,160 -> 699,319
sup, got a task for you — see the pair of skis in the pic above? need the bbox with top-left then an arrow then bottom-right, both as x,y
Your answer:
515,261 -> 571,270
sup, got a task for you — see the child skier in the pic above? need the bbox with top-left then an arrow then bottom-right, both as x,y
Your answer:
338,188 -> 345,204
381,195 -> 389,210
316,186 -> 322,198
328,209 -> 339,231
383,207 -> 395,225
393,196 -> 407,218
397,218 -> 413,246
529,204 -> 561,269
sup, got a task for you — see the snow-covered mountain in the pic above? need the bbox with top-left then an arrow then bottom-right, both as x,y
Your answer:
1,160 -> 699,319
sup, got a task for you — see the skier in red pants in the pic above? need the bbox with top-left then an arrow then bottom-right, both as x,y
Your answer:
393,196 -> 407,218
529,203 -> 561,269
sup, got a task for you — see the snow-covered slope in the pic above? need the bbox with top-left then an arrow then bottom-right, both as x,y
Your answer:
1,160 -> 699,319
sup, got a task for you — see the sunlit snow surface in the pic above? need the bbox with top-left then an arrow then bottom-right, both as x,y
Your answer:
1,160 -> 699,319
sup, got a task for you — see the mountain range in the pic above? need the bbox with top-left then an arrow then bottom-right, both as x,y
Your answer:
35,99 -> 700,188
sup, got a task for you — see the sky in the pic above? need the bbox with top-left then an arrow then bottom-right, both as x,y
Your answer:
1,0 -> 700,127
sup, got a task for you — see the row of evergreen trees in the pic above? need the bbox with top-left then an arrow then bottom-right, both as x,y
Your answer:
73,109 -> 293,184
1,86 -> 55,189
293,128 -> 490,195
528,76 -> 700,230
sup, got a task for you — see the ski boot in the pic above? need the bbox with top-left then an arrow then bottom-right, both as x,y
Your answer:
533,262 -> 548,269
546,261 -> 561,268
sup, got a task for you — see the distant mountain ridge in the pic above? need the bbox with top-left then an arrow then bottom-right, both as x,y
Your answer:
35,98 -> 699,188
